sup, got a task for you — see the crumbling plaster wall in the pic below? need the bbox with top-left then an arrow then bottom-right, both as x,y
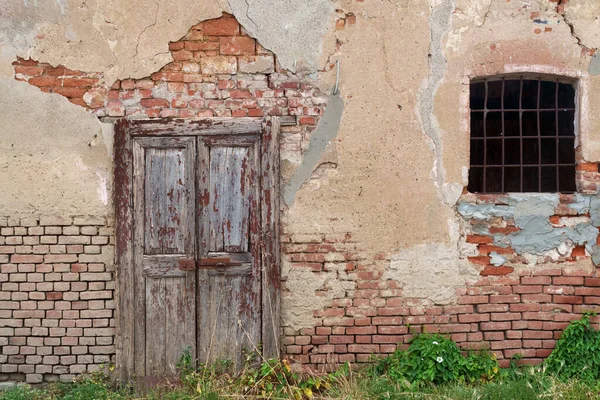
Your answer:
2,0 -> 600,348
0,0 -> 334,219
281,0 -> 600,326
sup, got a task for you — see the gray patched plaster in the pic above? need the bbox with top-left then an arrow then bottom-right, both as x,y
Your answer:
283,93 -> 344,206
509,197 -> 598,255
590,54 -> 600,76
592,245 -> 600,265
227,0 -> 333,72
589,193 -> 600,226
461,195 -> 599,258
457,203 -> 513,220
489,252 -> 506,267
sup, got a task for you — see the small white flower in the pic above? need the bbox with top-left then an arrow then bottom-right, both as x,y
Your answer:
432,341 -> 439,345
436,357 -> 443,363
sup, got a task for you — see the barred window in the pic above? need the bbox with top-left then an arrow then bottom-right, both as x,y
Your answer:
468,76 -> 577,193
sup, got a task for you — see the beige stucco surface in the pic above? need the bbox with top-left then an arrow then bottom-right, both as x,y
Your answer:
1,0 -> 600,328
0,78 -> 111,218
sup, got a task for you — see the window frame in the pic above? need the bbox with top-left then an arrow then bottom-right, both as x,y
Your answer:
467,73 -> 579,194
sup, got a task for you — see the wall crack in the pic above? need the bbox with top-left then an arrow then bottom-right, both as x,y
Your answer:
132,0 -> 160,60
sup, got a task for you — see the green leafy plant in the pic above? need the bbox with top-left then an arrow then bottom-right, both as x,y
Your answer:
372,333 -> 499,387
176,346 -> 194,378
545,312 -> 600,384
462,348 -> 500,383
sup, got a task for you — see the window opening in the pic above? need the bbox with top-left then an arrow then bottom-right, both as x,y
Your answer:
468,76 -> 576,193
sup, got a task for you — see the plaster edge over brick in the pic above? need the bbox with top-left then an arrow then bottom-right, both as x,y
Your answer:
383,243 -> 479,305
283,93 -> 344,206
226,0 -> 334,73
0,78 -> 111,218
417,0 -> 463,207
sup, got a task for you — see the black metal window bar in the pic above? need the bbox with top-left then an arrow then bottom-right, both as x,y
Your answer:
468,76 -> 577,194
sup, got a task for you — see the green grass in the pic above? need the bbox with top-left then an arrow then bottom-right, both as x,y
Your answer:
327,368 -> 600,399
2,368 -> 600,400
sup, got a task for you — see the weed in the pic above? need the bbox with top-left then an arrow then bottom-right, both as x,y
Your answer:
545,312 -> 600,384
372,332 -> 499,387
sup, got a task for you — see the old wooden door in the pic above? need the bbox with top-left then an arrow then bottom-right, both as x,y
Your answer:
115,118 -> 280,380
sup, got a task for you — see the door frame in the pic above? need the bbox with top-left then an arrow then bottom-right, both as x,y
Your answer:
113,117 -> 280,381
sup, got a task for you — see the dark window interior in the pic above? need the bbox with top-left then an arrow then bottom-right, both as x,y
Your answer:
468,77 -> 576,194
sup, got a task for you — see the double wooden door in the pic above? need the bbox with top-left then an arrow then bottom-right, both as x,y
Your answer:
114,119 -> 280,379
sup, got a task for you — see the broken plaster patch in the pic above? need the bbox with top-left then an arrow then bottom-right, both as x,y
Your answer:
227,0 -> 333,72
283,93 -> 344,206
384,243 -> 478,305
460,195 -> 600,261
417,0 -> 462,206
282,268 -> 347,331
489,251 -> 506,267
508,197 -> 598,255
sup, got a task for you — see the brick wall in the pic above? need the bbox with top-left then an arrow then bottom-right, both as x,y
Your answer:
11,11 -> 600,379
0,216 -> 114,384
282,230 -> 600,370
280,157 -> 600,370
12,13 -> 329,167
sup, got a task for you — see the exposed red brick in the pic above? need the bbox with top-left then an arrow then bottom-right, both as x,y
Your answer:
468,256 -> 491,266
480,266 -> 514,276
219,37 -> 255,55
201,16 -> 240,36
488,226 -> 520,234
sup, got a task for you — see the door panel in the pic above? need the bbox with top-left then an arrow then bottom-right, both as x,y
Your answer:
133,136 -> 197,376
208,146 -> 250,252
197,135 -> 261,368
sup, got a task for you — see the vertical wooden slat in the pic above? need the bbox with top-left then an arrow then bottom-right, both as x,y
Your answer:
209,147 -> 224,252
228,147 -> 250,252
145,277 -> 166,374
132,140 -> 147,376
114,119 -> 135,381
145,149 -> 163,254
163,273 -> 196,373
163,149 -> 185,253
261,117 -> 281,359
197,139 -> 211,365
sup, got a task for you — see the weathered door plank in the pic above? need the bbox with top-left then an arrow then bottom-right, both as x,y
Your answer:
261,118 -> 281,359
133,136 -> 197,377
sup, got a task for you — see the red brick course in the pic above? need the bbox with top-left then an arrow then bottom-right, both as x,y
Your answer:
282,230 -> 600,370
0,216 -> 114,384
